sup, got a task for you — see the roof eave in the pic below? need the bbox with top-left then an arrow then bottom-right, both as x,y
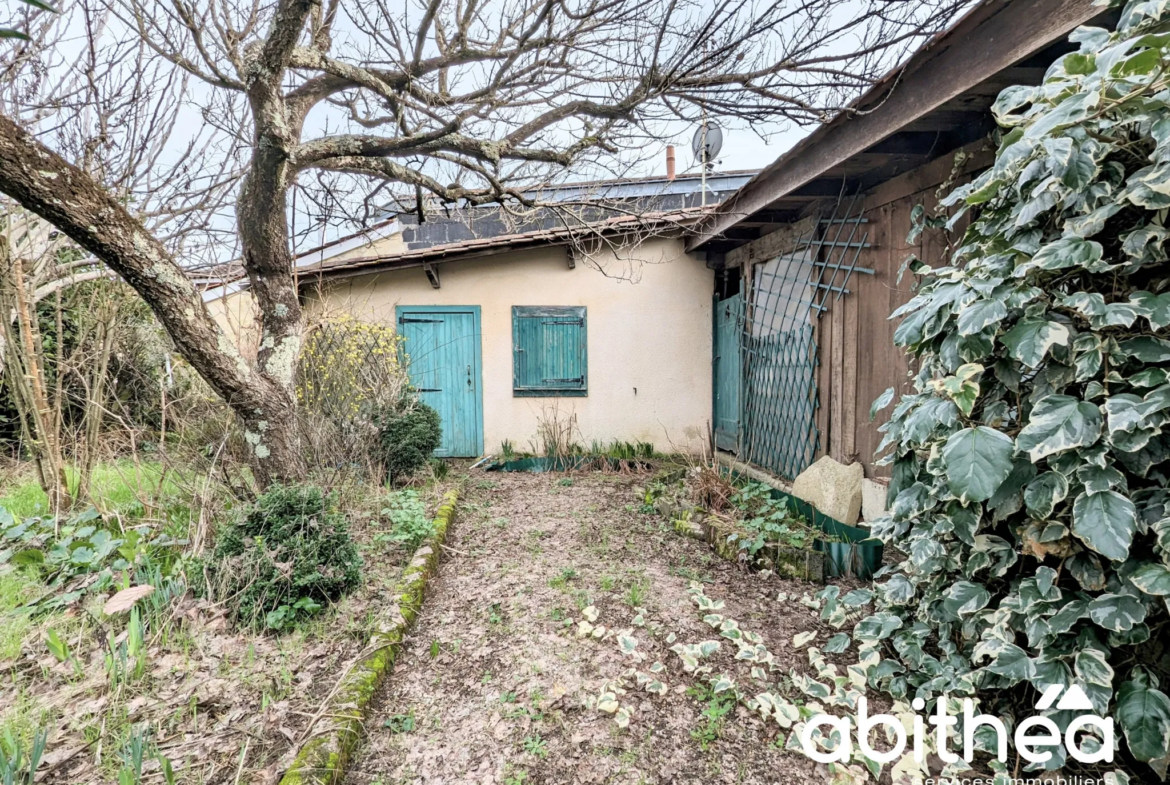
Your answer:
686,0 -> 1104,252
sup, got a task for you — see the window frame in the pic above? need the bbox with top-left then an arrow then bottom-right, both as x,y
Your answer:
511,305 -> 588,397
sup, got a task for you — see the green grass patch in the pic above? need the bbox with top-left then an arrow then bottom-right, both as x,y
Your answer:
0,570 -> 39,661
0,460 -> 190,523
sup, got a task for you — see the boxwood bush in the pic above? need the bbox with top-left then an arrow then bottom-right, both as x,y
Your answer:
863,4 -> 1170,779
200,484 -> 361,631
377,396 -> 442,482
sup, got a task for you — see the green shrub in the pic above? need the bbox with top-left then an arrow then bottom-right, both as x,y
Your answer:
200,484 -> 361,631
862,7 -> 1170,778
377,397 -> 442,482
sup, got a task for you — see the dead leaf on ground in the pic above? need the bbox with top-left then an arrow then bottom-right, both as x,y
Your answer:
102,584 -> 156,615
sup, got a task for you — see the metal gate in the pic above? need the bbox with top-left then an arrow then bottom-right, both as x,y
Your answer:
716,194 -> 872,479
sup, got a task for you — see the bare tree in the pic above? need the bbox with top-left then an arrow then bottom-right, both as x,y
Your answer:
0,0 -> 969,484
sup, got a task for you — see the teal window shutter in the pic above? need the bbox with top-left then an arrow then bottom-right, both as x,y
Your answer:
512,306 -> 587,396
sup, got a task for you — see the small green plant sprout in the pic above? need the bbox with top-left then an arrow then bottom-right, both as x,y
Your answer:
503,769 -> 528,785
0,725 -> 48,784
117,725 -> 149,785
499,440 -> 517,460
383,712 -> 416,734
265,597 -> 323,632
501,691 -> 518,704
487,603 -> 503,624
428,457 -> 450,480
686,682 -> 735,751
623,578 -> 648,607
522,734 -> 548,758
44,628 -> 70,663
429,640 -> 441,658
557,477 -> 574,487
158,754 -> 177,785
548,567 -> 577,589
727,482 -> 821,563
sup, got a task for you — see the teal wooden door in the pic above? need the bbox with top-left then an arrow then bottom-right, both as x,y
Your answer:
713,294 -> 743,452
397,306 -> 483,458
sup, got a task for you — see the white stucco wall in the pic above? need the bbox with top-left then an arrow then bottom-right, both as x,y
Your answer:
309,237 -> 714,455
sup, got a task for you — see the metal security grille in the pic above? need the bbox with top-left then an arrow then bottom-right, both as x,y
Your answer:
720,193 -> 873,480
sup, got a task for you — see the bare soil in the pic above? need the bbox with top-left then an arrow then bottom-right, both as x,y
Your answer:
345,470 -> 834,785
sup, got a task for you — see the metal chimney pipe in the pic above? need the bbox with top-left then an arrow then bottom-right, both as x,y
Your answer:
666,145 -> 676,181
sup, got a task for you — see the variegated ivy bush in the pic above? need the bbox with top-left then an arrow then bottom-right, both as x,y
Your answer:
864,3 -> 1170,778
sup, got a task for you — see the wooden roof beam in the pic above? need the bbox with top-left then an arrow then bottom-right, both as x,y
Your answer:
687,0 -> 1103,251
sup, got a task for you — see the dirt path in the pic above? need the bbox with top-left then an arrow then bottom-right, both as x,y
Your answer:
345,470 -> 829,785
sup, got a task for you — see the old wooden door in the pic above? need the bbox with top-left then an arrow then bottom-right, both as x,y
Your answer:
396,306 -> 484,457
712,293 -> 742,453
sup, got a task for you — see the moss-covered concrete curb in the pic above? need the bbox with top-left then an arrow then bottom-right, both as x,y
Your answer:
279,487 -> 460,785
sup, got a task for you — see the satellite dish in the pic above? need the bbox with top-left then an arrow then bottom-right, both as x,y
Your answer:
691,123 -> 723,166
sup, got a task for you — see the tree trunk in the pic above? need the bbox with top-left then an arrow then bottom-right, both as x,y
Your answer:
0,113 -> 304,486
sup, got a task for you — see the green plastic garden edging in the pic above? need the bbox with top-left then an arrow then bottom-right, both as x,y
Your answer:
718,467 -> 883,580
765,486 -> 883,580
484,456 -> 651,472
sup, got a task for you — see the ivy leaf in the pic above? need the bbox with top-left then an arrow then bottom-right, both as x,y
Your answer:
957,299 -> 1008,336
1067,552 -> 1107,591
1117,672 -> 1170,762
942,581 -> 992,616
943,427 -> 1016,503
1073,490 -> 1137,561
1063,151 -> 1099,190
823,633 -> 851,653
1087,593 -> 1146,632
1074,648 -> 1114,688
1000,319 -> 1070,368
1119,336 -> 1170,363
1077,463 -> 1125,493
841,589 -> 874,607
870,387 -> 895,421
1061,292 -> 1141,328
1016,395 -> 1103,461
1131,291 -> 1170,330
932,364 -> 983,417
792,631 -> 816,648
1019,236 -> 1104,274
1024,471 -> 1070,519
1130,562 -> 1170,596
879,574 -> 915,605
903,397 -> 960,444
986,643 -> 1035,681
853,612 -> 903,642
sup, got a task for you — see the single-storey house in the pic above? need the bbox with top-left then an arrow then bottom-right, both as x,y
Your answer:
205,172 -> 754,458
204,0 -> 1115,477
